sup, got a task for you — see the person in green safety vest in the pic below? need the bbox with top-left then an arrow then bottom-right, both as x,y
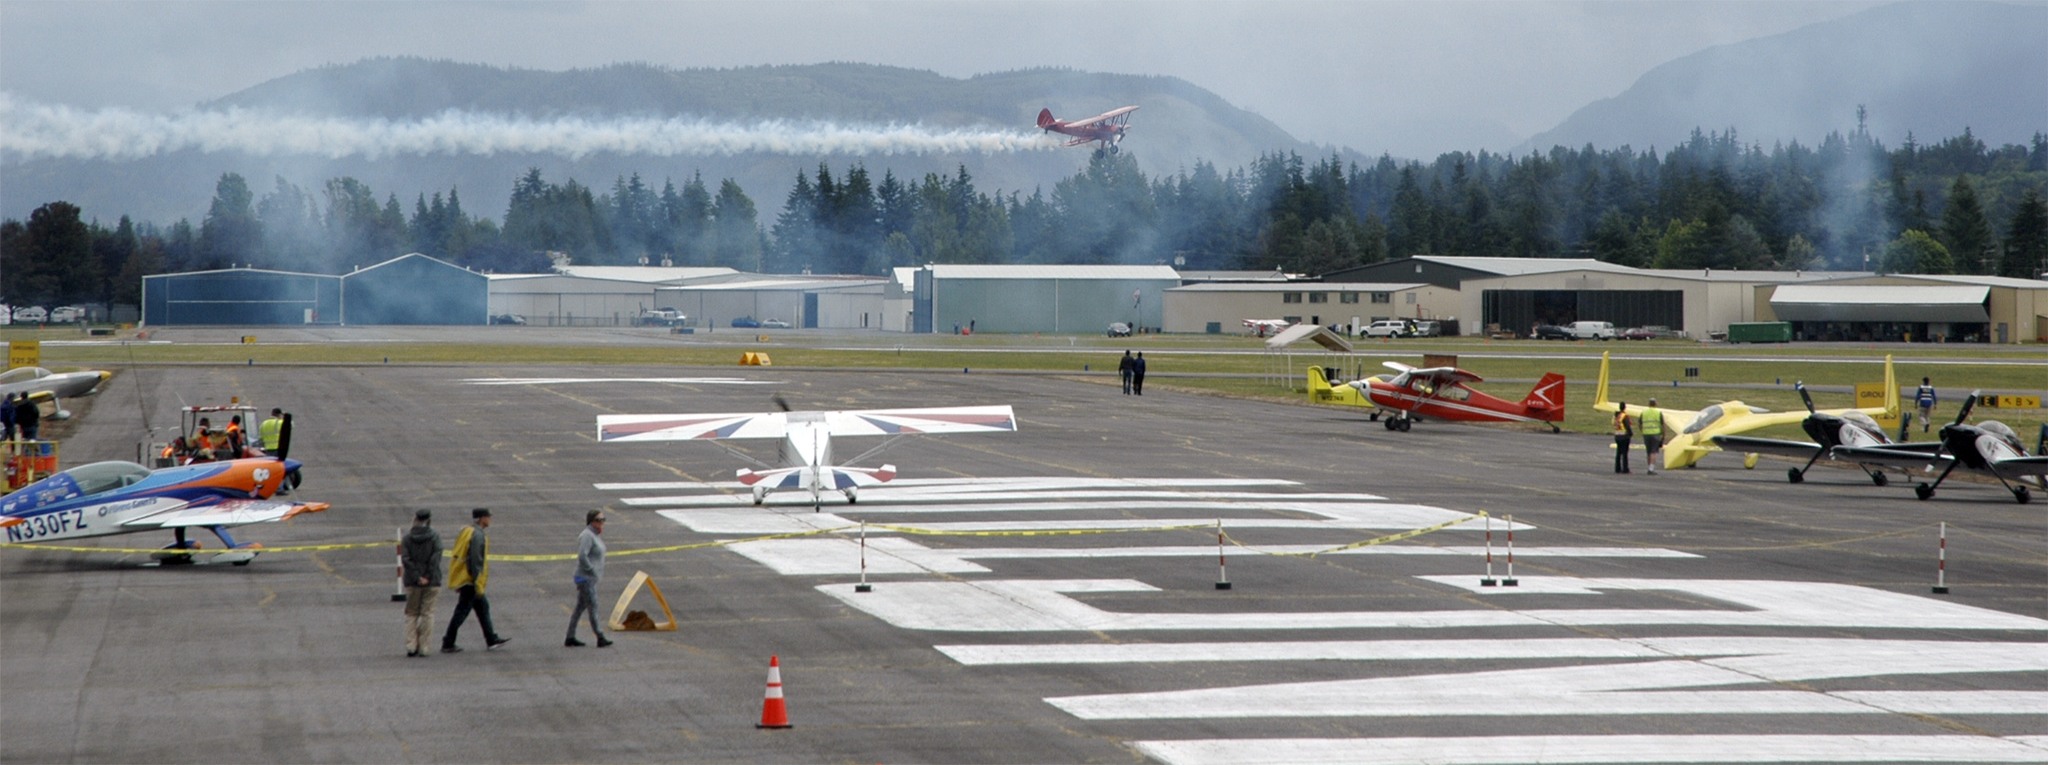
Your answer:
1639,397 -> 1665,475
259,408 -> 284,452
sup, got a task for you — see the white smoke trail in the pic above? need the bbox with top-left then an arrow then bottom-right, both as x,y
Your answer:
0,93 -> 1058,160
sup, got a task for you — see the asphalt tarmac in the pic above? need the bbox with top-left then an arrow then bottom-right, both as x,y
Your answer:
3,357 -> 2043,764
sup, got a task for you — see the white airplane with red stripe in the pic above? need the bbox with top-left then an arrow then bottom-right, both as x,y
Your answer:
597,403 -> 1017,508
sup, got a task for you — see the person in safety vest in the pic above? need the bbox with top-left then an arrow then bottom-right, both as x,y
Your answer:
1915,378 -> 1937,433
259,408 -> 284,452
1639,398 -> 1665,475
225,416 -> 246,457
1612,401 -> 1634,474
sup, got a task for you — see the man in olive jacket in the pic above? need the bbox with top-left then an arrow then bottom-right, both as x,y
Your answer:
399,509 -> 443,657
441,508 -> 509,653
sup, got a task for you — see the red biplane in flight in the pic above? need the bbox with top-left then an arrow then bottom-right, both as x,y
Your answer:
1348,362 -> 1566,433
1037,105 -> 1139,153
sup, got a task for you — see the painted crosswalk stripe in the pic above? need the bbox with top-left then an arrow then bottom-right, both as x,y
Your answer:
731,537 -> 1693,576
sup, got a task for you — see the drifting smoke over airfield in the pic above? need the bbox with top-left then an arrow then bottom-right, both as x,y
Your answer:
0,93 -> 1055,161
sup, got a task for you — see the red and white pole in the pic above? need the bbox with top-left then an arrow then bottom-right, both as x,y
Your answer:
391,526 -> 406,602
1215,519 -> 1232,590
1480,513 -> 1498,586
1502,514 -> 1519,587
855,520 -> 872,593
1932,522 -> 1949,594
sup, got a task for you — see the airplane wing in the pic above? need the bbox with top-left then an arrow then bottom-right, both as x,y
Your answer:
1397,366 -> 1485,388
599,405 -> 1017,442
1989,456 -> 2048,483
1062,105 -> 1138,129
1830,445 -> 1956,473
1708,435 -> 1824,461
120,498 -> 329,529
1062,136 -> 1096,147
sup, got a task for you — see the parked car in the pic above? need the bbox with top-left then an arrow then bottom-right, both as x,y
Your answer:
49,305 -> 87,323
1620,325 -> 1679,340
12,306 -> 47,323
636,308 -> 686,327
1410,320 -> 1442,337
489,313 -> 526,325
760,318 -> 791,329
1362,319 -> 1413,338
1106,322 -> 1132,337
1566,320 -> 1617,340
730,316 -> 761,328
1532,324 -> 1572,340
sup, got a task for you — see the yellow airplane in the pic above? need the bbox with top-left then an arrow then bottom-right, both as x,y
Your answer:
1593,351 -> 1897,470
1306,365 -> 1379,412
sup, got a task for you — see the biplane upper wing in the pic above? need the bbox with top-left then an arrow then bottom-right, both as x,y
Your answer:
1061,105 -> 1139,129
599,405 -> 1017,443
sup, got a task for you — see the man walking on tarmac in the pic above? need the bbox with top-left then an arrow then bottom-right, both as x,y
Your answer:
1612,401 -> 1634,474
565,510 -> 612,648
400,510 -> 443,657
442,508 -> 509,653
1916,377 -> 1937,433
1118,350 -> 1135,395
1639,398 -> 1665,475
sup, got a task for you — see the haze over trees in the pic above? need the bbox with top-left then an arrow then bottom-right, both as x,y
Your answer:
5,122 -> 2046,310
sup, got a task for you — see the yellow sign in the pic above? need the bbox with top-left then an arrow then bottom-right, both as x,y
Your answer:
240,336 -> 257,344
7,340 -> 39,370
1980,394 -> 2042,409
1855,382 -> 1900,429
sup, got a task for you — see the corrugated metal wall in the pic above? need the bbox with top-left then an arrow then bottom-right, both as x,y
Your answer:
341,255 -> 487,325
142,270 -> 342,326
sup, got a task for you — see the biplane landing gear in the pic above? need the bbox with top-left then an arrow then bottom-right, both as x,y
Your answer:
1915,483 -> 1935,500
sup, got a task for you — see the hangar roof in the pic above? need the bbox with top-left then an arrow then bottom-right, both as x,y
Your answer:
1638,269 -> 1873,282
1168,282 -> 1428,293
923,264 -> 1180,280
554,266 -> 739,283
659,277 -> 885,292
1769,284 -> 1991,323
1412,256 -> 1637,275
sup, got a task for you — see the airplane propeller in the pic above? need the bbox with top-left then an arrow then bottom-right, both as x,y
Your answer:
772,395 -> 792,413
1795,382 -> 1816,414
1952,390 -> 1979,426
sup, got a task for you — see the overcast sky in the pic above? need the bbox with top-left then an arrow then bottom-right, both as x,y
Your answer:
0,0 -> 1886,158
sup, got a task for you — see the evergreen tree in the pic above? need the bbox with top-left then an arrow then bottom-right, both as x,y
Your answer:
710,179 -> 761,271
199,173 -> 261,270
769,171 -> 819,273
2001,189 -> 2047,279
1938,175 -> 1996,274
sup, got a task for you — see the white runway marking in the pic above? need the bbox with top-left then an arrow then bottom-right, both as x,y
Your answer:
621,490 -> 1387,507
595,476 -> 1304,492
1134,736 -> 2048,764
935,637 -> 2007,666
460,376 -> 774,385
658,503 -> 1485,534
731,537 -> 1692,576
1045,642 -> 2048,719
819,577 -> 2048,632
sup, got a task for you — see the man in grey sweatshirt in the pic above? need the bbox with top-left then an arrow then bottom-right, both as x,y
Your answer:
566,510 -> 611,648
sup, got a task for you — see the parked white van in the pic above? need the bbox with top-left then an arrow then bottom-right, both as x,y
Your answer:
1567,320 -> 1616,340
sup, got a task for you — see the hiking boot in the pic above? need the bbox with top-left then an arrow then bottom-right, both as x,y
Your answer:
596,636 -> 614,648
565,637 -> 586,647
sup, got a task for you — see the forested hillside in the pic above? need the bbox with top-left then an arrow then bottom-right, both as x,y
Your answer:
7,117 -> 2045,311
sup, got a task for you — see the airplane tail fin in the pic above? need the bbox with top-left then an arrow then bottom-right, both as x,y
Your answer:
1036,108 -> 1056,130
1882,354 -> 1899,418
1593,351 -> 1613,409
1523,373 -> 1567,421
1307,365 -> 1333,396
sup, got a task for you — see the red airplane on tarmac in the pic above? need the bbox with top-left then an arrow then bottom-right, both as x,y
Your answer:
1347,362 -> 1566,433
1037,105 -> 1139,152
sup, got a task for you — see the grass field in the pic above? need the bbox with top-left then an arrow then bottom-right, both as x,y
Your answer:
9,325 -> 2043,441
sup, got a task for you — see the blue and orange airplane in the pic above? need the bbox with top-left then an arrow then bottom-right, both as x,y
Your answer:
1,454 -> 324,565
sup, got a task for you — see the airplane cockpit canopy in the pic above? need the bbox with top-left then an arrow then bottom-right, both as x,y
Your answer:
0,366 -> 51,384
1841,410 -> 1881,432
1979,421 -> 2023,450
1683,404 -> 1726,435
67,461 -> 153,497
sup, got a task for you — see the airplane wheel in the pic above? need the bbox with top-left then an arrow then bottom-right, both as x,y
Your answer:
288,472 -> 303,490
1384,418 -> 1397,431
1786,468 -> 1803,484
845,490 -> 858,504
752,487 -> 766,506
2016,486 -> 2032,504
1872,473 -> 1888,487
1743,453 -> 1760,469
1915,483 -> 1935,500
1396,419 -> 1411,432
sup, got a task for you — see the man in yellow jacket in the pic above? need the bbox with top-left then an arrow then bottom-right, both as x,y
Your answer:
441,508 -> 510,653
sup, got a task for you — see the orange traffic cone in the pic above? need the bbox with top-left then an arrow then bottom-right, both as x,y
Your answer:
756,655 -> 793,729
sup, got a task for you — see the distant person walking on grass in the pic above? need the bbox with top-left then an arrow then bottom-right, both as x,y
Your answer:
1916,377 -> 1937,433
566,510 -> 612,648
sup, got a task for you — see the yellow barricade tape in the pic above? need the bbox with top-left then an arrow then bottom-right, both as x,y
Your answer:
1221,511 -> 1485,558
